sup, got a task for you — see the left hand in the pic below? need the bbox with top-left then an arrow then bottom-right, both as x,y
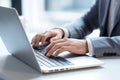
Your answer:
45,38 -> 88,57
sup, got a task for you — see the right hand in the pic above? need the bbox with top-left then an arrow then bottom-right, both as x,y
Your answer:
31,29 -> 64,47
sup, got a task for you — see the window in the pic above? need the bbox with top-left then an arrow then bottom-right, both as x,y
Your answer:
22,0 -> 95,23
45,0 -> 95,12
0,0 -> 11,7
22,0 -> 96,33
43,0 -> 95,25
0,0 -> 22,15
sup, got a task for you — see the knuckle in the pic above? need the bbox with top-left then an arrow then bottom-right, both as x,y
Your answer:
61,46 -> 66,49
35,34 -> 41,39
42,34 -> 46,38
50,30 -> 57,35
33,34 -> 38,40
35,34 -> 40,37
48,30 -> 53,33
63,38 -> 68,41
32,37 -> 35,41
47,30 -> 54,35
51,41 -> 56,45
54,44 -> 59,47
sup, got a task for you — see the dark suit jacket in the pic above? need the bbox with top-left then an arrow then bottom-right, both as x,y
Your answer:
63,0 -> 120,57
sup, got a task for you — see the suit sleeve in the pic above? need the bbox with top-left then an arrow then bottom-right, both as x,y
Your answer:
62,0 -> 99,39
89,36 -> 120,57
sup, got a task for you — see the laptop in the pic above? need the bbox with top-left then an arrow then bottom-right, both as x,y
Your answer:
0,6 -> 103,73
0,73 -> 15,80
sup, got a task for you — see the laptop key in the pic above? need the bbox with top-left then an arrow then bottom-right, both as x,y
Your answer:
34,46 -> 73,67
35,50 -> 65,66
35,54 -> 58,67
36,57 -> 48,68
50,56 -> 73,66
57,57 -> 73,65
36,57 -> 53,67
48,57 -> 65,66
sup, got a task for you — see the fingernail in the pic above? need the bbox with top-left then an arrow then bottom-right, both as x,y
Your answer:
35,44 -> 38,47
46,53 -> 50,57
45,48 -> 47,53
54,53 -> 57,56
50,38 -> 55,42
50,39 -> 53,42
42,42 -> 46,45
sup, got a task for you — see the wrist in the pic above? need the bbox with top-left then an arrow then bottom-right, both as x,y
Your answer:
53,28 -> 64,38
83,40 -> 89,54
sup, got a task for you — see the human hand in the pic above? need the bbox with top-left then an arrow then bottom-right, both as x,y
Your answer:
45,38 -> 88,57
31,29 -> 64,47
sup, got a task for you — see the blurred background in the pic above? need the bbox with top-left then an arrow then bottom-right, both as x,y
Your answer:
0,0 -> 98,36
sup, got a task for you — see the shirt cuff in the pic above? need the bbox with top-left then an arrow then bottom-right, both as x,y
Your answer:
86,38 -> 95,56
59,27 -> 69,38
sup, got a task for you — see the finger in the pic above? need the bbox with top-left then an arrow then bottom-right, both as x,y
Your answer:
54,46 -> 68,56
50,36 -> 60,42
50,34 -> 62,42
31,38 -> 35,46
46,42 -> 67,57
45,39 -> 67,54
31,34 -> 41,47
34,34 -> 42,47
31,35 -> 37,45
41,31 -> 55,45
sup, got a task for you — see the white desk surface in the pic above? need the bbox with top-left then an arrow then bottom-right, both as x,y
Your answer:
0,37 -> 120,80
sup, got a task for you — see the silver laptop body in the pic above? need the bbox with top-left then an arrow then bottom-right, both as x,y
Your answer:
0,6 -> 103,73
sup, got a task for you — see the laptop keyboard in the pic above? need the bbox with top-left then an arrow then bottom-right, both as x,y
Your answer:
34,44 -> 73,68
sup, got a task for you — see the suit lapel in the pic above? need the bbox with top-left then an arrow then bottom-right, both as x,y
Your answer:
101,0 -> 111,27
114,6 -> 120,26
100,0 -> 111,36
109,0 -> 120,36
110,6 -> 120,35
